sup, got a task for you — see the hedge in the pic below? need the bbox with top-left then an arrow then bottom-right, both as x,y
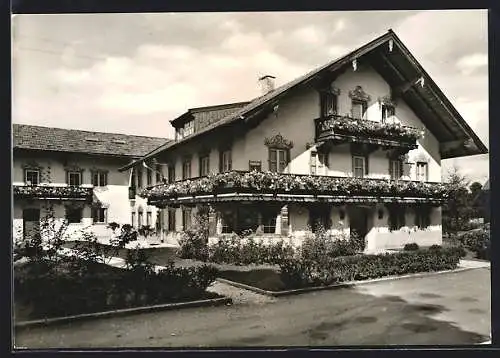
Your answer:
279,247 -> 464,289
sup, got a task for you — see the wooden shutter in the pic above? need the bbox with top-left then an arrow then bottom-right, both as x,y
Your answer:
389,159 -> 393,178
352,156 -> 356,176
399,160 -> 404,178
365,155 -> 369,175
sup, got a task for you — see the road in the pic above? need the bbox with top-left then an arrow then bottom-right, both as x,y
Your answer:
14,268 -> 490,348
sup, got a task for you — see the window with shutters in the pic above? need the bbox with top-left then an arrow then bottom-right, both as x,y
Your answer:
352,100 -> 368,120
182,208 -> 192,230
168,165 -> 176,183
269,148 -> 288,173
352,156 -> 366,178
416,162 -> 428,182
182,159 -> 191,180
168,209 -> 176,231
388,206 -> 406,231
415,206 -> 431,229
220,149 -> 232,172
381,104 -> 396,123
321,92 -> 338,117
136,168 -> 143,188
389,159 -> 403,180
199,154 -> 210,176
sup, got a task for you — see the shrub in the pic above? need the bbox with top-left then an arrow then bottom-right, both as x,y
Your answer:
300,225 -> 360,263
177,206 -> 209,261
459,228 -> 490,260
429,244 -> 442,251
403,243 -> 420,251
279,247 -> 463,289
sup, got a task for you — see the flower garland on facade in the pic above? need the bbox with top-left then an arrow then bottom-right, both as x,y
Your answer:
317,115 -> 423,142
13,185 -> 93,200
141,171 -> 451,202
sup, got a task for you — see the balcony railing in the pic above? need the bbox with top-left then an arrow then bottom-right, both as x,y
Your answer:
314,115 -> 423,147
13,184 -> 93,201
141,170 -> 450,205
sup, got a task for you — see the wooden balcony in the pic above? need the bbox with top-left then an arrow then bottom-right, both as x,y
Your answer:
314,115 -> 423,150
141,171 -> 449,207
13,184 -> 93,201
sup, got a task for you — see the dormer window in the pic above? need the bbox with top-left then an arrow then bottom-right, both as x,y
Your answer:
183,120 -> 194,137
25,169 -> 40,186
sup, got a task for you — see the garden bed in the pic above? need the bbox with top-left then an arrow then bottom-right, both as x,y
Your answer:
219,247 -> 464,293
14,258 -> 220,322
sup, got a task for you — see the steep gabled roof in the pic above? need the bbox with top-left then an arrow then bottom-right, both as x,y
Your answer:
13,124 -> 170,158
120,29 -> 488,171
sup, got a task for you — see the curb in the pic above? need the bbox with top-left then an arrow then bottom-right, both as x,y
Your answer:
15,297 -> 232,329
217,266 -> 477,297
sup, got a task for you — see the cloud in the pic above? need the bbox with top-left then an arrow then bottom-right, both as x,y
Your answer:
456,53 -> 488,75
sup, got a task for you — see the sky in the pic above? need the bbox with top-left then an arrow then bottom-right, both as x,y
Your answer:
11,10 -> 489,185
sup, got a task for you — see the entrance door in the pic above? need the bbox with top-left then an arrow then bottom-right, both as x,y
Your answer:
23,208 -> 40,241
348,206 -> 369,239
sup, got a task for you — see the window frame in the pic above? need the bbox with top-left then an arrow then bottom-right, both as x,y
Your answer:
352,156 -> 366,178
381,104 -> 396,123
351,99 -> 368,120
66,207 -> 83,224
92,171 -> 108,187
182,208 -> 192,230
168,209 -> 176,232
220,149 -> 232,172
183,120 -> 194,137
269,148 -> 288,173
67,171 -> 82,186
92,207 -> 107,224
389,159 -> 403,180
199,154 -> 210,177
388,206 -> 406,231
321,91 -> 338,117
416,162 -> 428,182
25,169 -> 40,185
182,159 -> 192,180
168,165 -> 176,183
415,206 -> 431,229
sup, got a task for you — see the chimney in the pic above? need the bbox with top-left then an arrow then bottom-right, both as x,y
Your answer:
258,75 -> 276,95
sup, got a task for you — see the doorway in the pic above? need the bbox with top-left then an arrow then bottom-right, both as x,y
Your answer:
348,206 -> 370,240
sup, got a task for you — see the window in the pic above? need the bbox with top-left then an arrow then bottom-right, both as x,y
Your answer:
168,209 -> 176,231
388,206 -> 406,231
155,164 -> 162,183
220,149 -> 232,172
249,160 -> 262,172
138,211 -> 143,227
175,127 -> 184,140
381,104 -> 395,123
66,207 -> 82,224
182,209 -> 191,230
146,168 -> 152,186
352,100 -> 368,120
415,206 -> 431,229
352,156 -> 366,178
221,212 -> 235,234
92,207 -> 107,224
321,92 -> 338,117
183,120 -> 194,137
131,212 -> 136,227
146,211 -> 152,227
92,171 -> 107,186
416,162 -> 428,182
25,169 -> 40,185
137,168 -> 143,188
67,171 -> 81,186
182,159 -> 191,179
269,148 -> 288,173
310,151 -> 328,175
199,154 -> 210,176
389,159 -> 403,180
262,213 -> 277,234
168,165 -> 176,183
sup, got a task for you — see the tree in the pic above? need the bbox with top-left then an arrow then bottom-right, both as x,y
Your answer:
469,182 -> 483,199
442,166 -> 474,233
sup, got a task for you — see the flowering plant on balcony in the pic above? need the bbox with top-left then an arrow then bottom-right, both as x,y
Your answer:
317,115 -> 423,142
141,171 -> 451,202
13,185 -> 93,200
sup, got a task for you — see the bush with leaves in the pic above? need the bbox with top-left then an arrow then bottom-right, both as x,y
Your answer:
279,247 -> 463,289
177,205 -> 210,261
403,243 -> 420,251
459,228 -> 490,260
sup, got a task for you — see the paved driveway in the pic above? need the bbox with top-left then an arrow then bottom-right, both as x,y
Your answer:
14,268 -> 490,348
